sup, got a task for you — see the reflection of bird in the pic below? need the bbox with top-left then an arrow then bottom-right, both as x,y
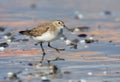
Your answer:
19,20 -> 70,63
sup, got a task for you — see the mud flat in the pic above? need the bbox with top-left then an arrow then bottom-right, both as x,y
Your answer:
0,0 -> 120,82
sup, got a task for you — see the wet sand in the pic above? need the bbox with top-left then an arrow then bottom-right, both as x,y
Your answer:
0,0 -> 120,82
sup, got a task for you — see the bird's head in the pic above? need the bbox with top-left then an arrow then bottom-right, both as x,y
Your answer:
53,20 -> 73,32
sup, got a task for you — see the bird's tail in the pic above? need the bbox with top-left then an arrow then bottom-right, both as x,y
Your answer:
19,30 -> 30,35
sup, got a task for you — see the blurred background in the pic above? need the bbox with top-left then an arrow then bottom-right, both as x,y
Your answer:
0,0 -> 120,42
0,0 -> 120,26
0,0 -> 120,82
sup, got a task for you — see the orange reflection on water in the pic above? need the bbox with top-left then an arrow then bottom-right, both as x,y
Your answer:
0,21 -> 42,27
0,49 -> 40,56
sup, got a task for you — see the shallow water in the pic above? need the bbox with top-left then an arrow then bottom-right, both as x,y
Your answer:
0,0 -> 120,82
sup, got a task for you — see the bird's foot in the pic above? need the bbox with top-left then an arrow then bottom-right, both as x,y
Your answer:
55,48 -> 65,53
47,57 -> 65,64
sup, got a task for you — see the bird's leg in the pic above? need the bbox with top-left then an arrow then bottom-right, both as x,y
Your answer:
47,57 -> 65,65
40,42 -> 46,63
48,42 -> 65,53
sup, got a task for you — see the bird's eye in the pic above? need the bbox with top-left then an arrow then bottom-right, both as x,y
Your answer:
58,22 -> 61,24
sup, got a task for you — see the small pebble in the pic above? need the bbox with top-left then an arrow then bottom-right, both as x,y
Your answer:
104,11 -> 111,15
19,61 -> 22,63
74,11 -> 84,19
64,71 -> 71,74
103,71 -> 107,75
88,72 -> 92,75
42,79 -> 50,82
34,42 -> 39,46
0,26 -> 5,32
27,73 -> 33,79
115,71 -> 120,74
103,80 -> 109,82
75,14 -> 84,19
7,39 -> 12,43
84,45 -> 88,48
49,65 -> 58,74
28,63 -> 33,66
80,40 -> 86,44
60,36 -> 67,40
7,72 -> 18,80
78,34 -> 87,38
80,79 -> 87,82
72,39 -> 79,43
74,28 -> 80,32
25,68 -> 29,71
41,76 -> 50,82
0,47 -> 5,51
65,39 -> 77,49
35,63 -> 42,69
109,40 -> 112,43
65,39 -> 72,45
69,80 -> 74,82
85,39 -> 94,43
60,37 -> 65,40
89,37 -> 93,40
0,42 -> 9,47
31,3 -> 37,9
35,74 -> 40,78
3,35 -> 8,39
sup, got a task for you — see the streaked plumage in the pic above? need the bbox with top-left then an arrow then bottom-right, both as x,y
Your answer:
19,20 -> 68,63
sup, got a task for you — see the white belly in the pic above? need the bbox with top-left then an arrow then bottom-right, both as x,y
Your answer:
32,31 -> 62,42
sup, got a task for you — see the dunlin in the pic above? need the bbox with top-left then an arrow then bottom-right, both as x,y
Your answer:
19,20 -> 70,63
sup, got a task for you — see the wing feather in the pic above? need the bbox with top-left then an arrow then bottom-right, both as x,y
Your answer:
19,22 -> 55,37
29,23 -> 54,37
